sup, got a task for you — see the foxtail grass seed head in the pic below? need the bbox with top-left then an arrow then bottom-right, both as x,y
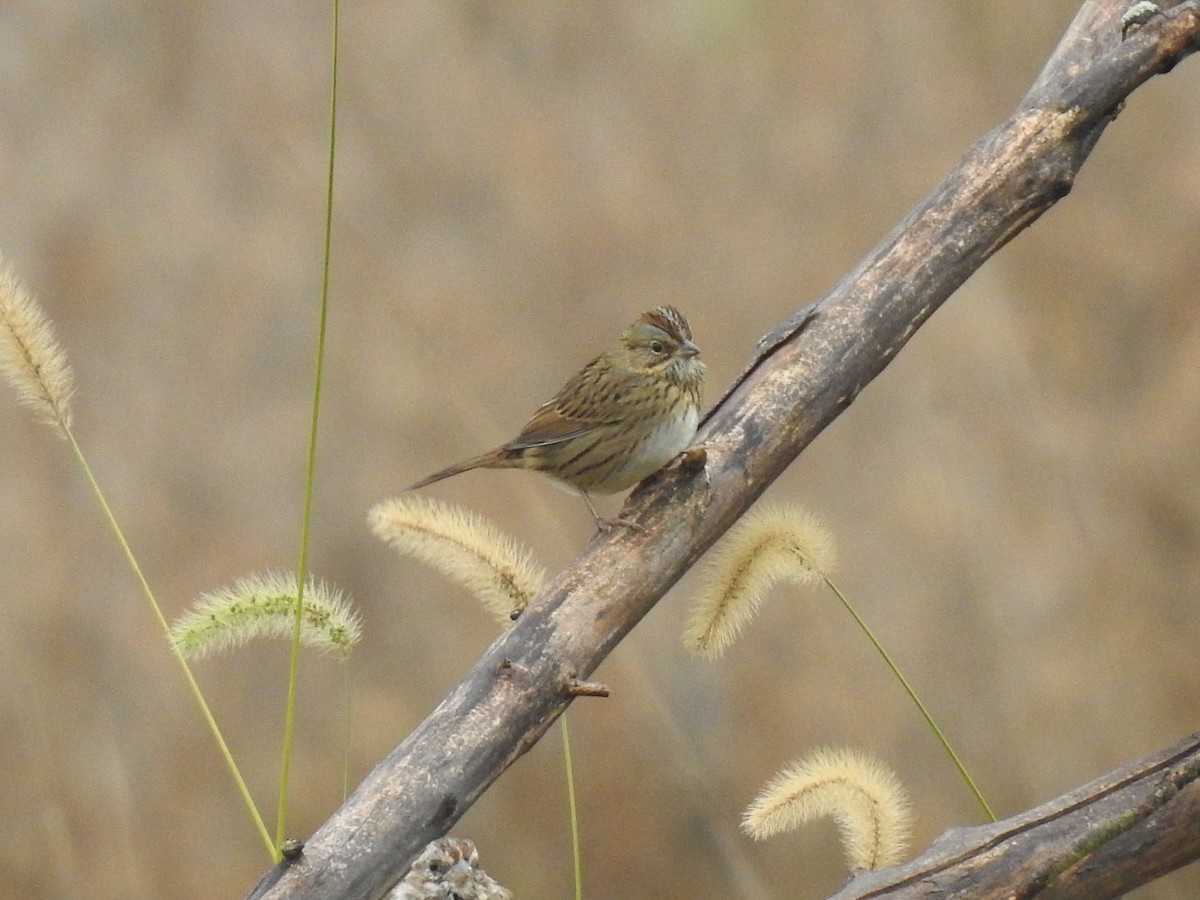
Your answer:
369,496 -> 547,622
170,572 -> 361,660
0,255 -> 75,436
684,504 -> 836,658
743,747 -> 912,872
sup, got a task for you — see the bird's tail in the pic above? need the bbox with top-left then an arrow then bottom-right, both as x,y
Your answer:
408,448 -> 516,490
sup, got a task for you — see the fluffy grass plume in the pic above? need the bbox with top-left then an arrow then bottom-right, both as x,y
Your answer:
743,747 -> 912,872
0,254 -> 75,436
684,504 -> 835,658
171,572 -> 361,660
369,496 -> 548,622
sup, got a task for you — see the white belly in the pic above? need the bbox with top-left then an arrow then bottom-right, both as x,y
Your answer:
610,405 -> 699,490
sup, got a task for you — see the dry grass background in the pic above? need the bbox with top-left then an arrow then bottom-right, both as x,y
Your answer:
1,2 -> 1198,898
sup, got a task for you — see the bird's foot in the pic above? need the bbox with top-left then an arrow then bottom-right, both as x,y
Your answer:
595,514 -> 645,533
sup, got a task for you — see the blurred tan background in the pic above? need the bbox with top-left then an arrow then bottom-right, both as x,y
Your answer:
1,2 -> 1198,898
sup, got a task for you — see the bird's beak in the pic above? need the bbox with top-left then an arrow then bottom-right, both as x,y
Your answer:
446,860 -> 473,889
680,339 -> 700,358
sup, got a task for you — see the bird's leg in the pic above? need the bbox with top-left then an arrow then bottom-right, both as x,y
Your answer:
580,490 -> 644,533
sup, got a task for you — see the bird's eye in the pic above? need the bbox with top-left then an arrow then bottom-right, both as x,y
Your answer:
427,860 -> 446,876
649,340 -> 666,355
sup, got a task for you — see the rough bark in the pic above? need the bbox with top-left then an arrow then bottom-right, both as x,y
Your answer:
830,732 -> 1200,899
249,2 -> 1200,897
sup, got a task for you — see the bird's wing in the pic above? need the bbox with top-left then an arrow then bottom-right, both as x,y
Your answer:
503,359 -> 632,450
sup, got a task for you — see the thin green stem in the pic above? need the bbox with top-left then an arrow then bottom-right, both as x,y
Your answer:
560,715 -> 583,900
64,429 -> 275,857
824,576 -> 997,822
342,658 -> 353,801
276,0 -> 340,852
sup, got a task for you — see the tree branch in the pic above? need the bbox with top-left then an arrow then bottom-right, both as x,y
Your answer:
249,2 -> 1200,897
830,732 -> 1200,899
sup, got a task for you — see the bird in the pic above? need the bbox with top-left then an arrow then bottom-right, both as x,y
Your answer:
410,305 -> 705,529
386,837 -> 512,900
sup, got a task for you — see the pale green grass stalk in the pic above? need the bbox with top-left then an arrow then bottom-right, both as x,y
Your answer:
276,0 -> 342,855
560,715 -> 583,900
824,576 -> 996,822
0,256 -> 274,857
342,660 -> 353,801
68,431 -> 276,856
687,504 -> 994,822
